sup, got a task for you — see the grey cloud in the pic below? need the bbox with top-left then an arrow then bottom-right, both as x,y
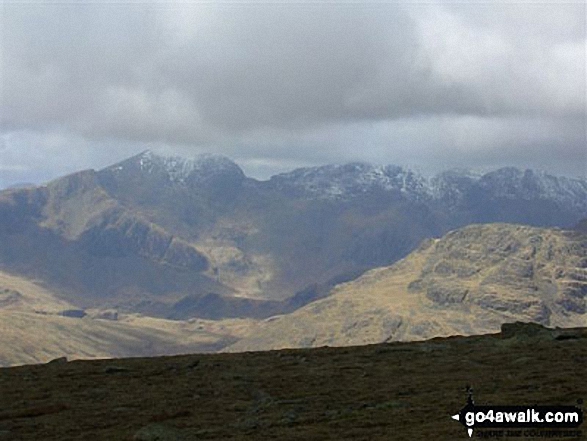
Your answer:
4,3 -> 583,135
0,1 -> 584,183
145,5 -> 426,133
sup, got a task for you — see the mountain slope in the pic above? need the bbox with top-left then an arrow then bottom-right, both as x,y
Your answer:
0,269 -> 255,366
229,223 -> 587,351
1,151 -> 586,321
576,218 -> 587,234
0,167 -> 232,317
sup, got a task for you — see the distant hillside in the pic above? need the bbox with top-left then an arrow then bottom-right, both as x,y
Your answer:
0,270 -> 255,367
5,182 -> 36,190
230,223 -> 587,351
576,218 -> 587,234
1,151 -> 586,320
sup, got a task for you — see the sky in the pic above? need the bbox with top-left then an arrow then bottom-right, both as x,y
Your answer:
0,0 -> 585,187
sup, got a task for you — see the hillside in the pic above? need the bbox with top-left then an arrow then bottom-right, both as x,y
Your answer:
230,223 -> 587,351
1,151 -> 586,321
576,218 -> 587,234
0,323 -> 584,440
0,270 -> 255,366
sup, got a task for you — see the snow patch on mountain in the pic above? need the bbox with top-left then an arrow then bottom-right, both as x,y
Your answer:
428,169 -> 484,205
270,162 -> 587,212
107,151 -> 587,212
135,151 -> 244,184
478,168 -> 587,210
269,163 -> 432,201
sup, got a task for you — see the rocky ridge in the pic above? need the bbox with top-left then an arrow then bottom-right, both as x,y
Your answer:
229,223 -> 587,351
269,161 -> 587,210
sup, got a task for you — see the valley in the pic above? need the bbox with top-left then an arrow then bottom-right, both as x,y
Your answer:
0,270 -> 255,366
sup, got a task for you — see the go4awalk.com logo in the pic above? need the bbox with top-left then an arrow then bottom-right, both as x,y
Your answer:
451,387 -> 583,438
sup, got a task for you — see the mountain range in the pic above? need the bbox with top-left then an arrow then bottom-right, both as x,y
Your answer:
1,151 -> 586,323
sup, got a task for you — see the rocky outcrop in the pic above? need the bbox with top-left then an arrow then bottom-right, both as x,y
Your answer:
500,321 -> 587,340
59,309 -> 87,318
0,289 -> 22,307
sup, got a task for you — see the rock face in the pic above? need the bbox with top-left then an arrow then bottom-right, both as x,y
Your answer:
229,223 -> 587,351
0,151 -> 586,320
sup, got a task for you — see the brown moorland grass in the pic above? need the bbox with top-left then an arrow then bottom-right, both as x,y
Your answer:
0,323 -> 584,440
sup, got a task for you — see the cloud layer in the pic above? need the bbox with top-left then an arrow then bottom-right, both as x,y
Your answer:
0,1 -> 585,185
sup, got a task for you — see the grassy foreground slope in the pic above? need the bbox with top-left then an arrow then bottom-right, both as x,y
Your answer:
0,323 -> 584,440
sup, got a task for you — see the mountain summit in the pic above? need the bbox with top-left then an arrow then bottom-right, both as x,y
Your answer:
269,162 -> 587,210
268,162 -> 430,200
103,150 -> 245,186
0,152 -> 586,321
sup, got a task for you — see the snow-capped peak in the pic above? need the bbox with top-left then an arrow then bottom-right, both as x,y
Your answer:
268,162 -> 587,211
104,152 -> 587,212
269,162 -> 431,200
140,151 -> 242,182
107,150 -> 244,185
478,168 -> 587,210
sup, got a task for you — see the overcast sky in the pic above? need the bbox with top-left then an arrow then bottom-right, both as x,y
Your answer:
0,0 -> 585,187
